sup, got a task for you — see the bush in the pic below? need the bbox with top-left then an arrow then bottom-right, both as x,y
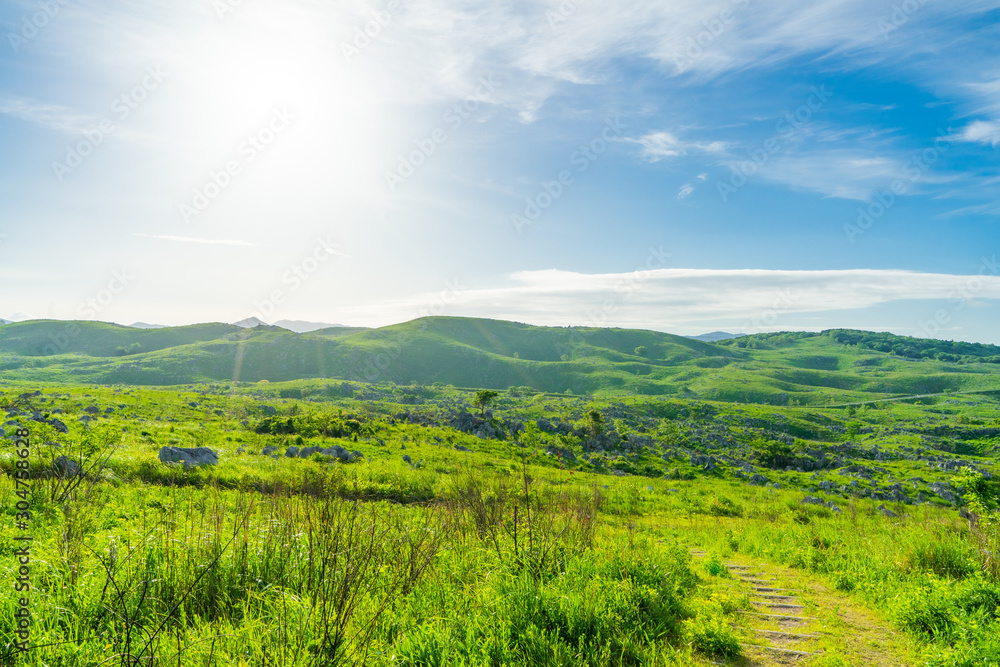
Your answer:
707,496 -> 744,517
703,556 -> 729,577
684,615 -> 741,658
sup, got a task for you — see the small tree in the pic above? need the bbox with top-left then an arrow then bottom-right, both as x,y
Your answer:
586,410 -> 604,439
753,437 -> 795,468
846,421 -> 861,442
473,390 -> 499,417
634,346 -> 647,357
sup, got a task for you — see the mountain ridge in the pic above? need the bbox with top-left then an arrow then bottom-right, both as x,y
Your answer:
0,317 -> 998,404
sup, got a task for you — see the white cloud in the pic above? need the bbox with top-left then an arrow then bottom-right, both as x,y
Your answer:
676,172 -> 708,199
340,267 -> 1000,332
955,120 -> 1000,148
626,131 -> 727,162
743,151 -> 913,201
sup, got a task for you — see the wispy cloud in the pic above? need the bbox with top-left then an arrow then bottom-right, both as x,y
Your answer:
955,120 -> 1000,148
342,267 -> 1000,331
677,172 -> 707,199
0,97 -> 95,134
134,234 -> 254,247
626,132 -> 727,162
745,151 -> 916,201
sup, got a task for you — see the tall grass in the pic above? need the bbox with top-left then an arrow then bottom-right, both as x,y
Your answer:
0,465 -> 729,666
677,482 -> 1000,666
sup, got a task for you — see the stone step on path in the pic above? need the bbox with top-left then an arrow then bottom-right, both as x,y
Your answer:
752,602 -> 806,610
689,550 -> 824,664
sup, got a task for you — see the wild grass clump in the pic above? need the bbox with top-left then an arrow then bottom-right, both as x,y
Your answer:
442,469 -> 602,577
391,541 -> 700,666
707,496 -> 743,517
3,480 -> 445,666
891,578 -> 1000,644
902,540 -> 976,579
702,555 -> 729,577
682,614 -> 742,659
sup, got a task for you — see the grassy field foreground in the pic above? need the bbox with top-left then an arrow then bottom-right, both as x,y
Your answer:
0,382 -> 998,666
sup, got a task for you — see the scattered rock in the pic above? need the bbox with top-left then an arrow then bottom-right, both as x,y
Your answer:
158,446 -> 218,467
878,504 -> 898,518
53,455 -> 82,477
690,455 -> 717,472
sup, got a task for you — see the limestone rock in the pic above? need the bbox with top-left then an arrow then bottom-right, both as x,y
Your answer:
158,446 -> 218,467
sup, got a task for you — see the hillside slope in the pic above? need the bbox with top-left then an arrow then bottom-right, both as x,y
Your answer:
1,318 -> 999,403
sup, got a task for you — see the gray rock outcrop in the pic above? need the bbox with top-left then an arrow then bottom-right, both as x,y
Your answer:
158,446 -> 219,467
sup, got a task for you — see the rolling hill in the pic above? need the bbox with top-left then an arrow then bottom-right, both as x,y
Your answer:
1,317 -> 999,404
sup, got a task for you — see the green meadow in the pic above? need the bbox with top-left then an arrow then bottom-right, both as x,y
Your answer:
1,318 -> 999,665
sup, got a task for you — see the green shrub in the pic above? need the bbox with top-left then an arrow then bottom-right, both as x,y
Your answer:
703,556 -> 729,577
683,615 -> 741,658
707,496 -> 743,517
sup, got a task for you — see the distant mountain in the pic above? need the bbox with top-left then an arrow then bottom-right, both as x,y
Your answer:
128,322 -> 169,329
688,331 -> 740,342
273,319 -> 349,333
0,319 -> 10,326
233,317 -> 269,328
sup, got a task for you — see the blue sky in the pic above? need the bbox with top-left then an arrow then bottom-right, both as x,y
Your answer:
1,0 -> 999,342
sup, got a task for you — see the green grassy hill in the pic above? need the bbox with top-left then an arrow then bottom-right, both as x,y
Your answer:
0,320 -> 240,356
1,318 -> 999,403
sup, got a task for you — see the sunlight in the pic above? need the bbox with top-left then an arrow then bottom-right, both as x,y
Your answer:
164,2 -> 391,215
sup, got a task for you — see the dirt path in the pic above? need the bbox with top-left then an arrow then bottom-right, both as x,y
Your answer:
689,550 -> 919,666
823,387 -> 1000,409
